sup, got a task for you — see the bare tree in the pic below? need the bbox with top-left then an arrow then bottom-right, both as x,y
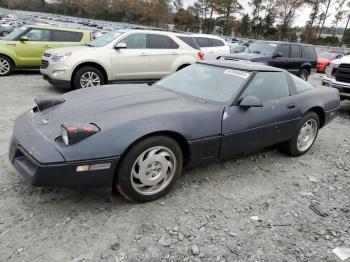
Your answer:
317,0 -> 336,38
275,0 -> 304,40
332,0 -> 347,36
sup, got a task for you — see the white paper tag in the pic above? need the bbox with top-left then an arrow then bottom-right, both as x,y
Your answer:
224,69 -> 250,79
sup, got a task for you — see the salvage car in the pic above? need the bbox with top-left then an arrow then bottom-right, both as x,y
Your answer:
9,61 -> 340,202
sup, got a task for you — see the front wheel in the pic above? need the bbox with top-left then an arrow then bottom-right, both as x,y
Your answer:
116,136 -> 183,202
0,55 -> 14,76
73,66 -> 104,89
284,112 -> 319,156
298,68 -> 309,81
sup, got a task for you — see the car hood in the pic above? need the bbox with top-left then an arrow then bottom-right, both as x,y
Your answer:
223,53 -> 271,61
332,55 -> 350,65
29,84 -> 223,160
45,45 -> 92,54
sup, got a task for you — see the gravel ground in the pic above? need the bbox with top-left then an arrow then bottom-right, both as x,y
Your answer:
0,71 -> 349,262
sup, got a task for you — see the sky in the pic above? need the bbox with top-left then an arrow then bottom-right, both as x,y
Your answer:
182,0 -> 346,28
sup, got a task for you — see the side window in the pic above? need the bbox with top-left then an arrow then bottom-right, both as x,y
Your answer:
195,37 -> 211,47
148,34 -> 179,49
51,30 -> 83,42
291,73 -> 314,92
210,38 -> 225,47
24,28 -> 50,41
302,46 -> 317,60
239,72 -> 290,102
177,36 -> 200,50
290,45 -> 301,58
276,44 -> 290,57
120,33 -> 146,49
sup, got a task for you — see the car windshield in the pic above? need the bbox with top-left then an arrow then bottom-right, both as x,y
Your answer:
2,26 -> 28,41
246,42 -> 278,55
156,64 -> 251,103
87,30 -> 123,47
318,52 -> 337,60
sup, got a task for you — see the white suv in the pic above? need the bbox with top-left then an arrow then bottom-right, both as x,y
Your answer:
40,30 -> 203,89
191,34 -> 230,60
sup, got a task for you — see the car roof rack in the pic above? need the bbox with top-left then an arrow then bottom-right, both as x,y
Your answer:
128,26 -> 186,34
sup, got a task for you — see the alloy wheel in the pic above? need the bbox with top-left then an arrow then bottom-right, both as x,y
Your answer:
297,119 -> 318,152
0,58 -> 10,75
130,146 -> 176,196
80,72 -> 101,88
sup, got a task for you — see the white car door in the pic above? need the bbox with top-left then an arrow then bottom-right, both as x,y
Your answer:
111,33 -> 150,80
148,34 -> 182,78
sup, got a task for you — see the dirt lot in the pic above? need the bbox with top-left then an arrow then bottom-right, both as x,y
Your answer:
0,71 -> 349,262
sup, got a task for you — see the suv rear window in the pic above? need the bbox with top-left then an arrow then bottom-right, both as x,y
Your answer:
148,34 -> 179,49
51,30 -> 83,42
177,36 -> 200,50
210,38 -> 225,47
195,37 -> 211,47
302,46 -> 317,60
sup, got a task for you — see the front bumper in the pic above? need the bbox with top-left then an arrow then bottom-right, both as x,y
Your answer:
43,75 -> 71,89
9,113 -> 119,187
322,77 -> 350,99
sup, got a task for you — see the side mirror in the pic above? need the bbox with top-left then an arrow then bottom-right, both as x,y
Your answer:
239,96 -> 263,109
114,42 -> 127,49
273,52 -> 283,58
19,36 -> 28,42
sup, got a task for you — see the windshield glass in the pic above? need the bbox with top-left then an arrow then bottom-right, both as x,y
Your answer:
2,26 -> 28,41
87,30 -> 123,47
247,42 -> 278,55
156,64 -> 251,103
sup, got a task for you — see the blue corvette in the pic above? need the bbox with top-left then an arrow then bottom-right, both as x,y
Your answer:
9,61 -> 340,202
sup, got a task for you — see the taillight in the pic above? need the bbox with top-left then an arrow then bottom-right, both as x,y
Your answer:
197,51 -> 204,60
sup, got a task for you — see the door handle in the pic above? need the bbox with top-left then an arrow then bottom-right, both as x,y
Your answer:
44,45 -> 52,48
287,103 -> 295,109
6,44 -> 16,47
140,52 -> 148,56
171,52 -> 178,55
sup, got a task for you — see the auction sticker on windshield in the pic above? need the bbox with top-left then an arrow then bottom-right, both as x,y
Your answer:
224,69 -> 250,79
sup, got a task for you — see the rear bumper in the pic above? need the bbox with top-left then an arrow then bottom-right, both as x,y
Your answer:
322,77 -> 350,99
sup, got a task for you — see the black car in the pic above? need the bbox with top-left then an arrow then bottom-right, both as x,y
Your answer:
221,41 -> 317,81
9,61 -> 339,202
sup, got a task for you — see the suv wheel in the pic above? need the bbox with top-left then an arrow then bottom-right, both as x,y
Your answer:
73,66 -> 104,89
1,31 -> 9,37
298,69 -> 309,81
0,55 -> 14,76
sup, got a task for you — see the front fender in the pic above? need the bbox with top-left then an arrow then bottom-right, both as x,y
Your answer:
0,45 -> 17,65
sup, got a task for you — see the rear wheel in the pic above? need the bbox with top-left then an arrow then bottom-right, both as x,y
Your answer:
283,112 -> 319,156
1,31 -> 9,37
0,55 -> 14,76
116,136 -> 183,202
73,66 -> 104,89
298,68 -> 309,81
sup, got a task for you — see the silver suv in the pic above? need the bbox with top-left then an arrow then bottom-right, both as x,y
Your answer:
40,29 -> 203,89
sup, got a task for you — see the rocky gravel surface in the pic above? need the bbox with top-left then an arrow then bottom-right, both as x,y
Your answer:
0,71 -> 349,262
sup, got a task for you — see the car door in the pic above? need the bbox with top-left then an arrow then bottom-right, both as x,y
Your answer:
269,44 -> 290,70
289,44 -> 302,75
221,71 -> 301,158
111,33 -> 150,80
15,28 -> 50,66
148,34 -> 182,78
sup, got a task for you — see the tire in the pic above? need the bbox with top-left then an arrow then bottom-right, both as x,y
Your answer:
73,66 -> 104,89
0,55 -> 14,76
176,64 -> 189,71
1,31 -> 9,37
298,68 -> 309,81
116,136 -> 183,202
283,112 -> 320,156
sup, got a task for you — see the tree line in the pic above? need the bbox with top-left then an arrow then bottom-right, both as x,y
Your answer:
1,0 -> 350,46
